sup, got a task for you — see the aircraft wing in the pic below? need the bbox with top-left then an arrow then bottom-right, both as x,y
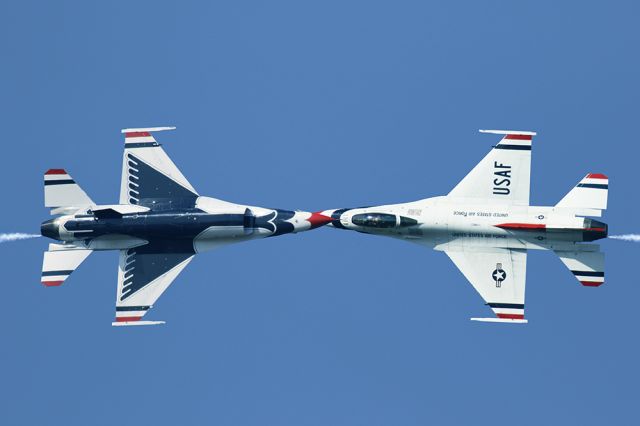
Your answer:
445,248 -> 528,323
448,130 -> 535,206
113,240 -> 195,326
119,127 -> 199,208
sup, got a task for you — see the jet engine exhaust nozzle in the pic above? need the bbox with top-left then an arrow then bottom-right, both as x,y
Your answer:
583,219 -> 608,242
40,219 -> 60,241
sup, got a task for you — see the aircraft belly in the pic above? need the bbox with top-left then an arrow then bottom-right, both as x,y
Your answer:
83,235 -> 148,251
193,226 -> 261,253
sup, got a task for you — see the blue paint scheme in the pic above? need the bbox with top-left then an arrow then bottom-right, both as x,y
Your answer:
330,208 -> 352,229
570,270 -> 604,277
44,179 -> 75,186
115,306 -> 151,311
124,142 -> 159,148
42,270 -> 74,276
494,144 -> 532,151
44,208 -> 304,301
126,154 -> 198,208
487,302 -> 525,309
40,145 -> 327,309
121,243 -> 194,301
577,183 -> 608,189
45,208 -> 301,244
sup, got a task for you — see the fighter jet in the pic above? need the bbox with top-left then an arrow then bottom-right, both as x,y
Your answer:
322,130 -> 608,323
40,127 -> 332,326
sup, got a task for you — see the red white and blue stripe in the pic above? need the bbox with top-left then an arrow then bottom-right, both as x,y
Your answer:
44,169 -> 75,186
114,306 -> 151,323
488,302 -> 525,320
577,173 -> 608,190
495,134 -> 533,151
572,270 -> 605,287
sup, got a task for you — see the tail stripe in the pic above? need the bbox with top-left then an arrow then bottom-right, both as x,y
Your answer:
487,302 -> 525,309
494,144 -> 531,151
571,270 -> 604,277
44,179 -> 75,186
577,183 -> 608,189
42,270 -> 74,277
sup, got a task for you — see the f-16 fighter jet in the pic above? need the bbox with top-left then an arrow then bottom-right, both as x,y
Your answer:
322,130 -> 608,323
40,127 -> 332,326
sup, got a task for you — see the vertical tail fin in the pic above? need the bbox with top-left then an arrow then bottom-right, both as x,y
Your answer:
44,169 -> 94,215
447,130 -> 535,206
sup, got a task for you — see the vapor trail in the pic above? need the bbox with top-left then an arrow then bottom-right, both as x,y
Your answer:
609,234 -> 640,242
0,233 -> 41,243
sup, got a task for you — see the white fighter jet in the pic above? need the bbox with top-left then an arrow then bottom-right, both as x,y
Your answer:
322,130 -> 608,323
40,127 -> 332,326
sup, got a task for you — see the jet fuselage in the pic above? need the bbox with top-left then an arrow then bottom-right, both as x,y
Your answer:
323,197 -> 607,252
42,196 -> 330,253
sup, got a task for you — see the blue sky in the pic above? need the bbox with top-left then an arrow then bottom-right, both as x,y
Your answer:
1,1 -> 639,425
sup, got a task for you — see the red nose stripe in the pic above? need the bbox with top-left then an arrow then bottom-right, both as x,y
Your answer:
42,280 -> 64,287
307,212 -> 333,229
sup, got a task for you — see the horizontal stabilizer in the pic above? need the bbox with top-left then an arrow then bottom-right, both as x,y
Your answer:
556,173 -> 608,211
41,244 -> 92,286
555,250 -> 605,287
44,169 -> 94,212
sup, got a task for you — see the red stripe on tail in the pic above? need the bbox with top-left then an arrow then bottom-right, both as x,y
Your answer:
586,173 -> 608,180
504,134 -> 532,140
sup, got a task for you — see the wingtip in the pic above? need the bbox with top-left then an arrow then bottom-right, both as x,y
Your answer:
586,173 -> 608,180
45,169 -> 67,175
121,126 -> 176,134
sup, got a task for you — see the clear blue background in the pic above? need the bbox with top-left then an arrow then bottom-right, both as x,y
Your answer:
1,1 -> 638,424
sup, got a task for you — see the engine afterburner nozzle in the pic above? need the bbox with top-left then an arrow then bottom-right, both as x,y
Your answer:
41,218 -> 61,241
583,219 -> 608,242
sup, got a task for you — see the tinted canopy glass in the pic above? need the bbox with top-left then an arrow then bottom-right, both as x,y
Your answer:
352,213 -> 397,228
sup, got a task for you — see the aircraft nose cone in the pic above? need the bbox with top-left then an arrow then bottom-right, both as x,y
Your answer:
41,219 -> 60,240
306,212 -> 334,229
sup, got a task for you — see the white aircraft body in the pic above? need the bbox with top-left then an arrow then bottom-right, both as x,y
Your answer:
322,130 -> 608,323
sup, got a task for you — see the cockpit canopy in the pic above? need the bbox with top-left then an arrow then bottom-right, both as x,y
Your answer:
351,213 -> 418,228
